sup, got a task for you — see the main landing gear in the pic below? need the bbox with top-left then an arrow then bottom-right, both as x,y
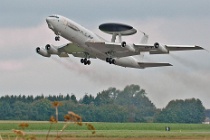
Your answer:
55,35 -> 60,41
106,58 -> 115,64
81,58 -> 91,65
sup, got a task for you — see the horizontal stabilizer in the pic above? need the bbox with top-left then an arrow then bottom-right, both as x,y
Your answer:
166,45 -> 204,51
138,62 -> 172,68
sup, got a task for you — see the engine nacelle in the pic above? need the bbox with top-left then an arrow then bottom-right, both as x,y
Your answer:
45,44 -> 59,54
36,47 -> 51,57
154,42 -> 169,53
121,41 -> 136,52
114,56 -> 139,68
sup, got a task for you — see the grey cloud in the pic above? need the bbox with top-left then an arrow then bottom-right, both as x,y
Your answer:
0,1 -> 210,108
1,0 -> 210,27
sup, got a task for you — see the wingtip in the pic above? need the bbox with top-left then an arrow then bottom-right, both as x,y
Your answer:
195,45 -> 204,50
168,63 -> 173,66
196,46 -> 209,52
163,63 -> 173,67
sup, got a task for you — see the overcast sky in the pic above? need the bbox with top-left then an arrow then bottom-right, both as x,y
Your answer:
0,0 -> 210,108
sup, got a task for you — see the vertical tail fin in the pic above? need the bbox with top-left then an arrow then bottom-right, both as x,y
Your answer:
139,31 -> 149,59
140,32 -> 149,44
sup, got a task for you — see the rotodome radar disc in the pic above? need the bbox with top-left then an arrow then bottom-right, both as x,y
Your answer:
99,23 -> 137,36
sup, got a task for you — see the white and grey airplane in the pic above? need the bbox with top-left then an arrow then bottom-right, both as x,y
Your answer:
36,15 -> 204,69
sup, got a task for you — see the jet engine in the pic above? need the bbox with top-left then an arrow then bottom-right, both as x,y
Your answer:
45,44 -> 59,54
121,41 -> 136,52
114,56 -> 139,68
36,47 -> 51,57
154,42 -> 169,53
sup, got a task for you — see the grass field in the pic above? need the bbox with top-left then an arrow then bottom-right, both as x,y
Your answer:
0,121 -> 210,139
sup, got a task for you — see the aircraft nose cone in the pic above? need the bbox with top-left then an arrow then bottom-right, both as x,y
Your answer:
46,17 -> 54,29
46,17 -> 50,23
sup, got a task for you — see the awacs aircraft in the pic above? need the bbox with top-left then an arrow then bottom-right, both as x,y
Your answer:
36,15 -> 204,69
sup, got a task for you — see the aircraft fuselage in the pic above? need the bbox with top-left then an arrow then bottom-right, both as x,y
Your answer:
46,15 -> 140,68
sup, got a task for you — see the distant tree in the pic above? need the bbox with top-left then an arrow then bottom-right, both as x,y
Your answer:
10,95 -> 16,104
0,101 -> 12,119
94,88 -> 117,106
93,104 -> 127,122
115,85 -> 156,122
34,94 -> 44,100
12,101 -> 29,120
81,94 -> 94,105
70,94 -> 77,103
57,94 -> 64,101
155,98 -> 205,123
116,84 -> 146,106
2,85 -> 206,123
28,99 -> 53,120
22,95 -> 26,102
27,95 -> 34,103
78,104 -> 97,122
66,94 -> 70,100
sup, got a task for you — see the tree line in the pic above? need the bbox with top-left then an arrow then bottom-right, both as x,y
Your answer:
0,85 -> 206,123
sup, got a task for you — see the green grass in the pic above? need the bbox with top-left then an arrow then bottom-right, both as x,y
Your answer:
1,121 -> 210,138
0,121 -> 210,131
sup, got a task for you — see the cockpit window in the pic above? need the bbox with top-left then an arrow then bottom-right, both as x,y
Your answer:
49,15 -> 59,18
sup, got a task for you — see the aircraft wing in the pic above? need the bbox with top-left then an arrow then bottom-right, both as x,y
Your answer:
86,41 -> 204,57
58,43 -> 96,58
133,44 -> 204,54
85,42 -> 139,57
